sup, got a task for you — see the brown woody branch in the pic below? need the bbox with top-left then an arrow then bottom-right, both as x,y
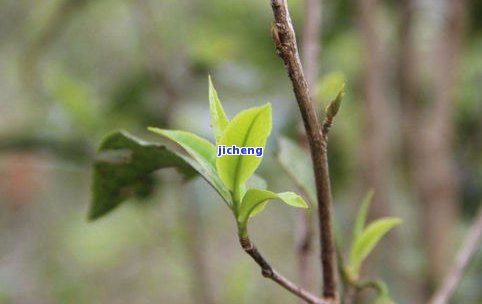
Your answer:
270,0 -> 338,301
239,237 -> 326,304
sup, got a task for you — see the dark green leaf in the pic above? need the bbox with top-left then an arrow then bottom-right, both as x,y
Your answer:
89,130 -> 196,220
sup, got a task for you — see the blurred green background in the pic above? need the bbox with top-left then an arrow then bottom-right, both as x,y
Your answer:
0,0 -> 481,303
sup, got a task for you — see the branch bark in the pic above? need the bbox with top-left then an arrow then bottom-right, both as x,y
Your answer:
270,0 -> 338,301
239,237 -> 326,304
429,205 -> 482,304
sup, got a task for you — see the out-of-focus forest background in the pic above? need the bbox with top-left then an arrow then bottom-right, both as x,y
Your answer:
0,0 -> 481,303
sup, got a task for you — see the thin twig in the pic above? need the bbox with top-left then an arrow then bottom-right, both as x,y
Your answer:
239,237 -> 326,304
270,0 -> 338,300
429,205 -> 482,304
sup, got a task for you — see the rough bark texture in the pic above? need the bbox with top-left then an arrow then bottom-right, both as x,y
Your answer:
270,0 -> 338,300
398,0 -> 466,296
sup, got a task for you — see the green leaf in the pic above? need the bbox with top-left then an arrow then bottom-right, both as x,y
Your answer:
276,136 -> 316,204
237,189 -> 308,228
238,189 -> 277,223
147,128 -> 232,205
209,76 -> 229,142
353,190 -> 374,239
350,218 -> 402,275
89,131 -> 196,220
216,104 -> 272,194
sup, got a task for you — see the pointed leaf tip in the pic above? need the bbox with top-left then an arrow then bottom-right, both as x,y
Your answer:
349,217 -> 402,276
208,76 -> 229,142
353,189 -> 375,239
325,83 -> 345,118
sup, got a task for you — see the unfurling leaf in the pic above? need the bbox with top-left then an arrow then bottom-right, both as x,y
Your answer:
325,84 -> 345,118
353,190 -> 374,239
216,104 -> 272,193
147,128 -> 232,205
237,188 -> 308,236
349,218 -> 402,276
209,76 -> 229,142
89,131 -> 196,220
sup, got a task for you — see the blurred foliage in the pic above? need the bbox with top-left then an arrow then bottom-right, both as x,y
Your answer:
0,0 -> 481,303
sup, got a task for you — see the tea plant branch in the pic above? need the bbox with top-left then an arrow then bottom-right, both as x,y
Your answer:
239,236 -> 326,304
429,205 -> 482,304
270,0 -> 338,300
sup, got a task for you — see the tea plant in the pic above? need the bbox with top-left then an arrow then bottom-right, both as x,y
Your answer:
89,77 -> 400,304
88,1 -> 402,303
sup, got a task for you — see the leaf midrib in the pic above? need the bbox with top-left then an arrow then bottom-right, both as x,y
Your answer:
232,109 -> 265,194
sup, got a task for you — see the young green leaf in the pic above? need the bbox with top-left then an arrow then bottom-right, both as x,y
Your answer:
350,217 -> 402,276
325,84 -> 345,118
89,131 -> 197,220
276,136 -> 316,204
216,104 -> 272,193
238,188 -> 277,223
148,128 -> 232,205
237,189 -> 308,229
353,190 -> 374,239
209,76 -> 229,142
